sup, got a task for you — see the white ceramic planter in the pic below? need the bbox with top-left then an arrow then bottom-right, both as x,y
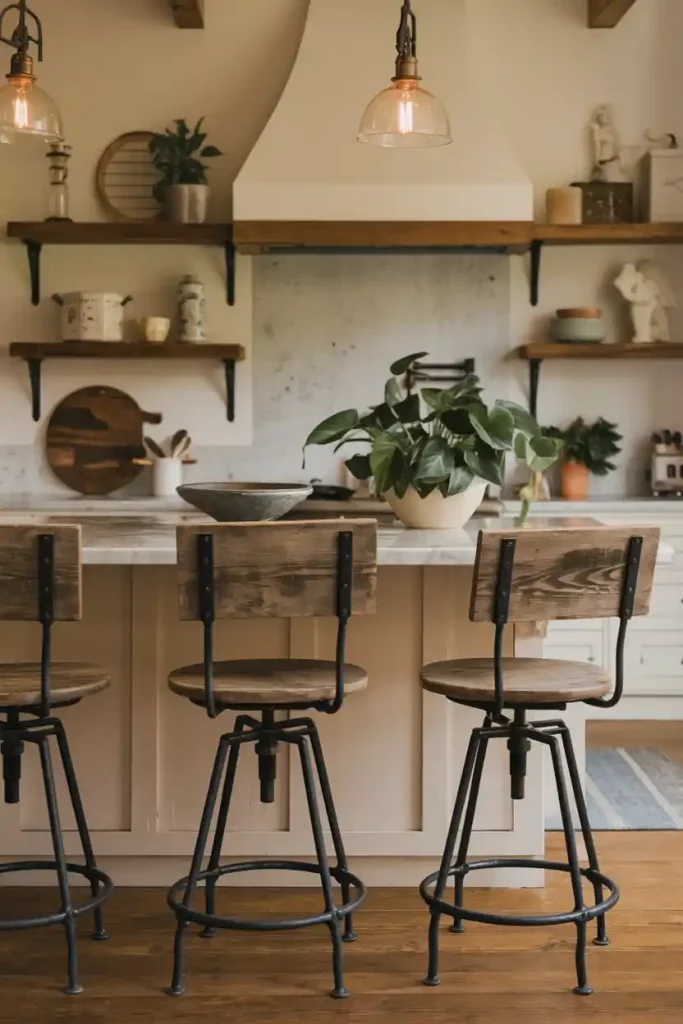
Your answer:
152,458 -> 183,498
386,481 -> 487,529
165,184 -> 209,224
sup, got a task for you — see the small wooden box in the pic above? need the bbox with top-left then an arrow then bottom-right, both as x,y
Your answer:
639,149 -> 683,222
570,181 -> 634,224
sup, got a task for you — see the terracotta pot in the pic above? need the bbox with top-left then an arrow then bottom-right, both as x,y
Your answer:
386,481 -> 487,529
164,184 -> 209,224
560,461 -> 590,501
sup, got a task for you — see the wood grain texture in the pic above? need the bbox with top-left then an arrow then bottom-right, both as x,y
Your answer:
233,220 -> 533,252
0,525 -> 81,620
2,831 -> 683,1022
177,520 -> 377,620
171,0 -> 204,28
168,658 -> 368,705
588,0 -> 638,28
6,221 -> 230,245
420,657 -> 611,705
10,342 -> 245,362
0,662 -> 109,706
519,342 -> 683,360
470,527 -> 659,623
534,222 -> 683,244
46,386 -> 162,496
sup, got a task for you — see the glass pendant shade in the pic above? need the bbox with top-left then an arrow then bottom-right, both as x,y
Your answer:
358,77 -> 451,148
0,73 -> 62,140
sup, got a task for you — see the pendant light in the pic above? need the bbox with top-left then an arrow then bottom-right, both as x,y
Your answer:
0,1 -> 62,140
358,0 -> 451,149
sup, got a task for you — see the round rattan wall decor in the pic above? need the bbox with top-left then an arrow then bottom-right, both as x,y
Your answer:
95,131 -> 162,221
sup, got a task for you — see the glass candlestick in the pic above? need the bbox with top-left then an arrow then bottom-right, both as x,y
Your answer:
45,139 -> 72,221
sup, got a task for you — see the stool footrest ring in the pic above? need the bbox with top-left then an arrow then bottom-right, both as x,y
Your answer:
0,860 -> 113,931
420,858 -> 619,927
168,859 -> 366,932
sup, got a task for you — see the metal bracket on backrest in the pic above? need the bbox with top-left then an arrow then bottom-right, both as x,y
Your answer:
197,533 -> 217,719
494,538 -> 516,625
37,533 -> 54,625
337,531 -> 353,621
619,535 -> 643,620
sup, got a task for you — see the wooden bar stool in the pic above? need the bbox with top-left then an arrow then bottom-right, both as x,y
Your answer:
166,520 -> 377,999
419,525 -> 659,996
0,525 -> 113,994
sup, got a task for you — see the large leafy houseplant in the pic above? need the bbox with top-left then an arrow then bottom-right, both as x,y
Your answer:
149,118 -> 222,203
304,352 -> 561,526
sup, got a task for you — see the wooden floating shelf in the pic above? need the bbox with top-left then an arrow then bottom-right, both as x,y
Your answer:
519,342 -> 683,360
9,342 -> 246,423
6,222 -> 235,306
534,224 -> 683,245
588,0 -> 638,29
517,342 -> 683,418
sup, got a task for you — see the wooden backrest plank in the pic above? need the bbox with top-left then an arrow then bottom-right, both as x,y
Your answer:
0,525 -> 82,621
470,526 -> 659,623
177,520 -> 378,620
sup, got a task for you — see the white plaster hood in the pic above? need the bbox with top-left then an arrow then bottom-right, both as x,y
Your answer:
233,0 -> 533,249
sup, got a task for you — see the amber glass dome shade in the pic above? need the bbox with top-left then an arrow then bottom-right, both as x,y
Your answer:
358,76 -> 451,148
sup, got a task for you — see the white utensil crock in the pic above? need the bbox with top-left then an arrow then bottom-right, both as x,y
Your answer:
152,458 -> 183,498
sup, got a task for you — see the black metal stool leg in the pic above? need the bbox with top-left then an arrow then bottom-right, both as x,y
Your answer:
38,733 -> 82,996
298,733 -> 347,999
424,729 -> 481,987
200,718 -> 248,939
450,728 -> 490,934
168,735 -> 229,996
559,724 -> 609,947
308,722 -> 357,943
547,734 -> 592,996
54,720 -> 108,941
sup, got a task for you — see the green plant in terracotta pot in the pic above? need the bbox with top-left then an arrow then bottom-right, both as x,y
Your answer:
544,417 -> 622,500
304,352 -> 562,529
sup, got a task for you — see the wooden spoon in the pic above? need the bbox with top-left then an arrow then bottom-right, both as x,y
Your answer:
144,436 -> 166,459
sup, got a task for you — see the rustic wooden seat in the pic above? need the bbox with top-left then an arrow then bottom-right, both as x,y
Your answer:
420,524 -> 660,999
0,662 -> 109,707
0,525 -> 112,995
421,657 -> 610,705
167,520 -> 377,1000
169,658 -> 368,706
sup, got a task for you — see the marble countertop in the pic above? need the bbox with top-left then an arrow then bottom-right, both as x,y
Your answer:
0,504 -> 672,566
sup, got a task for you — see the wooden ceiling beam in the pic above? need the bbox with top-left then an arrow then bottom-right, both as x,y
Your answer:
171,0 -> 204,29
588,0 -> 637,28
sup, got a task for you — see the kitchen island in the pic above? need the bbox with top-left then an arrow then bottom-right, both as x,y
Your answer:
0,503 -> 669,887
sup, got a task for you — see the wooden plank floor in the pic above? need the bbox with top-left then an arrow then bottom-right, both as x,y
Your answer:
0,833 -> 680,1023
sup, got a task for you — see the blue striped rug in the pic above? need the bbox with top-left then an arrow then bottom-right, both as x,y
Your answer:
550,748 -> 683,831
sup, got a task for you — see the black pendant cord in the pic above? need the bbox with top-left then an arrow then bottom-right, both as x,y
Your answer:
396,0 -> 417,59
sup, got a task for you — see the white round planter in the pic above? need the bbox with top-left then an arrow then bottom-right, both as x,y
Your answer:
386,481 -> 487,529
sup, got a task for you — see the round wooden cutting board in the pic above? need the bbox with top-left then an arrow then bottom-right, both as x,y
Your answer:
46,386 -> 162,495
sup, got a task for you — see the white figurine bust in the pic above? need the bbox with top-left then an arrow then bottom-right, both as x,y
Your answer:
591,105 -> 624,183
614,261 -> 676,344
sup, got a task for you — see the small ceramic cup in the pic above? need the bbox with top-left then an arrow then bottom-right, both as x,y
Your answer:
138,317 -> 171,344
152,457 -> 182,497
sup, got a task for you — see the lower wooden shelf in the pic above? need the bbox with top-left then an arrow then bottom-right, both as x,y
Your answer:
517,341 -> 683,417
9,341 -> 246,422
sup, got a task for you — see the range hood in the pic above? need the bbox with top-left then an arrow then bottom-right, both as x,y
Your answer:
233,0 -> 533,253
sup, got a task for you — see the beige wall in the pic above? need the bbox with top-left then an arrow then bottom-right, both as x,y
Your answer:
0,0 -> 681,495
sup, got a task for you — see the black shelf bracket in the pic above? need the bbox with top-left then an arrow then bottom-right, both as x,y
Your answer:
223,358 -> 236,421
529,239 -> 543,307
225,240 -> 236,306
24,358 -> 43,421
406,358 -> 476,391
23,240 -> 43,306
528,358 -> 542,419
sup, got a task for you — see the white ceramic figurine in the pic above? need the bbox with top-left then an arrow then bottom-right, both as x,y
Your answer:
614,261 -> 676,344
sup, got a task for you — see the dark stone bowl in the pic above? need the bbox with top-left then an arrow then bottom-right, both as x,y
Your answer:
176,482 -> 313,522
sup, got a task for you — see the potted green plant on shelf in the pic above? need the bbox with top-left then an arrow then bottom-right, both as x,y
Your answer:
304,352 -> 562,529
149,118 -> 222,224
544,417 -> 622,501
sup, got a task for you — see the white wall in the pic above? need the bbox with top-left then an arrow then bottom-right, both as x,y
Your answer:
0,0 -> 682,496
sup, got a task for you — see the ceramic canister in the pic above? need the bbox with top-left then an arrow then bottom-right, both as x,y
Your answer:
58,292 -> 129,342
177,275 -> 206,343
